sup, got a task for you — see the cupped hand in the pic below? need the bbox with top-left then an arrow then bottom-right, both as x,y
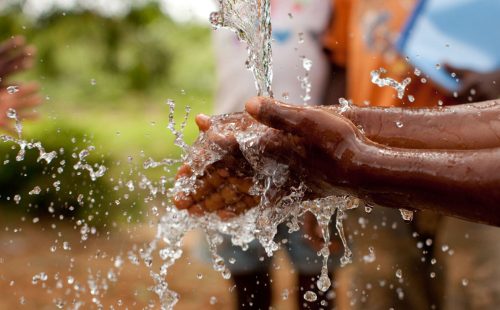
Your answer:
245,97 -> 366,168
172,113 -> 263,219
0,36 -> 36,85
173,98 -> 367,219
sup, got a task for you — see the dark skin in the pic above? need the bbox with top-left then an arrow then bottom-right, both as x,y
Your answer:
0,36 -> 41,131
174,97 -> 500,226
445,65 -> 500,102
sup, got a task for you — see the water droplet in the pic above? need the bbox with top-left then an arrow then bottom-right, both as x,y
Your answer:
461,278 -> 469,287
7,85 -> 19,94
395,269 -> 403,279
304,291 -> 318,302
282,288 -> 289,300
414,68 -> 421,76
302,57 -> 312,71
317,274 -> 331,292
63,241 -> 71,250
363,246 -> 376,263
6,108 -> 17,119
90,78 -> 96,85
126,180 -> 135,192
298,32 -> 305,44
196,273 -> 203,280
371,68 -> 411,99
399,209 -> 413,221
339,98 -> 350,113
435,64 -> 441,70
209,296 -> 217,305
209,11 -> 223,28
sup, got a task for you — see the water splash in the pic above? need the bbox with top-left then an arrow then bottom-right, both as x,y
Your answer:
0,109 -> 57,163
143,107 -> 364,308
73,146 -> 107,181
299,56 -> 313,104
370,68 -> 411,100
210,0 -> 273,97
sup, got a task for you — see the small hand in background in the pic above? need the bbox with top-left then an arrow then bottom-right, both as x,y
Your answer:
0,36 -> 36,85
445,64 -> 500,102
0,36 -> 41,131
0,82 -> 42,132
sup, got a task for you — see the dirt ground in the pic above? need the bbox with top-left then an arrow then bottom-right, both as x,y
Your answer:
0,218 -> 333,309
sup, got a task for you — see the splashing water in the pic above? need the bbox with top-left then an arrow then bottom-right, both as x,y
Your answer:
210,0 -> 273,97
1,109 -> 57,163
299,56 -> 313,104
73,146 -> 107,181
370,68 -> 411,100
140,105 -> 365,309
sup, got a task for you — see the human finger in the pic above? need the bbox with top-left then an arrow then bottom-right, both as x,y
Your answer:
195,114 -> 211,132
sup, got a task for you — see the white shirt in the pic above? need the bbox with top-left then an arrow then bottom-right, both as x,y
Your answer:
213,0 -> 332,114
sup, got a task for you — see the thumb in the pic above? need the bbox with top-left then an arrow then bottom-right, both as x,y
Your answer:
245,96 -> 334,138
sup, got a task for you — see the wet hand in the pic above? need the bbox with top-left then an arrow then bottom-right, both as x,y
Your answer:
172,114 -> 261,219
245,97 -> 365,173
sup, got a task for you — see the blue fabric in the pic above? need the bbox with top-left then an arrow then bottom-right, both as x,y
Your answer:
397,0 -> 500,91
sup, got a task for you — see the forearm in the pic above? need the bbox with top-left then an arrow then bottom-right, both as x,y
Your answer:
347,142 -> 500,225
337,99 -> 500,149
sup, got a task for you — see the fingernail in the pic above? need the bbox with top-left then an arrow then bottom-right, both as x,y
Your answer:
195,114 -> 211,131
245,97 -> 262,116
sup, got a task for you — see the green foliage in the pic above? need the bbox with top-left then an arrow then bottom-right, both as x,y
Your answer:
0,1 -> 216,226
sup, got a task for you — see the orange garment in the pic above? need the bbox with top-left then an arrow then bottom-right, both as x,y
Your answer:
324,0 -> 453,108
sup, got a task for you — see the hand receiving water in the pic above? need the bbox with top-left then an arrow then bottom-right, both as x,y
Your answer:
173,97 -> 365,220
173,113 -> 262,220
